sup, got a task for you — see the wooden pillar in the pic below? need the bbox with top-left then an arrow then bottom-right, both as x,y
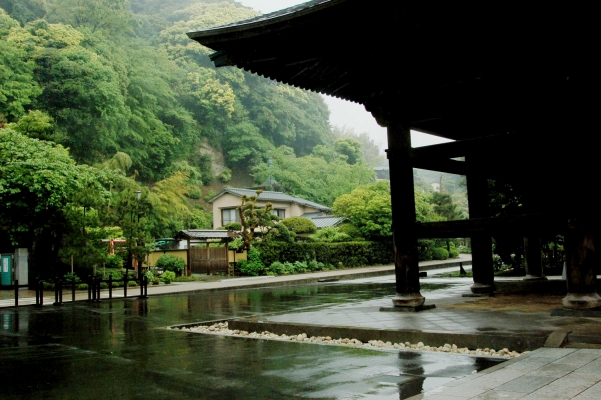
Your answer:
563,219 -> 601,309
524,236 -> 547,280
387,121 -> 424,307
465,158 -> 494,294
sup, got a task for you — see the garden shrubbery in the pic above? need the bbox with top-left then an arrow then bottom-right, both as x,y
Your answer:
155,254 -> 185,275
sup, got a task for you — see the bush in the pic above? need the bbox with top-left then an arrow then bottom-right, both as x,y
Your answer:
99,282 -> 109,289
219,168 -> 232,183
77,283 -> 88,290
457,245 -> 471,254
127,280 -> 138,287
337,223 -> 364,240
293,261 -> 308,273
224,222 -> 242,231
431,247 -> 449,260
417,239 -> 434,261
257,241 -> 394,269
238,247 -> 265,276
43,281 -> 55,290
161,270 -> 176,284
310,227 -> 350,243
105,254 -> 123,269
187,186 -> 202,199
155,254 -> 185,274
63,272 -> 81,283
449,248 -> 460,258
280,217 -> 317,234
173,276 -> 197,282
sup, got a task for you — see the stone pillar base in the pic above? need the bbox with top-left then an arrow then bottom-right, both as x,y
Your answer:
391,292 -> 425,307
470,282 -> 494,294
524,274 -> 548,281
562,292 -> 601,309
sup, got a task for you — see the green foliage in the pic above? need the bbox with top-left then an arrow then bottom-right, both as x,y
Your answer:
77,283 -> 88,290
237,247 -> 265,276
218,168 -> 232,183
237,190 -> 278,249
187,186 -> 202,199
127,280 -> 138,287
253,146 -> 375,206
334,138 -> 363,165
310,227 -> 350,243
267,260 -> 328,275
337,223 -> 364,240
257,241 -> 394,269
155,253 -> 185,273
63,272 -> 81,283
224,222 -> 242,230
417,239 -> 434,261
431,247 -> 449,260
449,248 -> 460,258
173,275 -> 197,282
105,254 -> 123,269
280,217 -> 316,234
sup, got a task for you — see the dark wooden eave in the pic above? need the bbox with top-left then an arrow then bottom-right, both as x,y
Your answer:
187,0 -> 596,141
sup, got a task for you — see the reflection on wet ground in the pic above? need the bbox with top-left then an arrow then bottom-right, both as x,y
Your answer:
0,282 -> 503,399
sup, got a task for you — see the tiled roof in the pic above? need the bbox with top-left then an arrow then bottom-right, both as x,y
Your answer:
208,188 -> 331,212
176,230 -> 239,240
305,216 -> 347,229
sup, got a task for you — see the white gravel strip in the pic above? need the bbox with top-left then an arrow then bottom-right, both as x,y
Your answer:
171,322 -> 526,359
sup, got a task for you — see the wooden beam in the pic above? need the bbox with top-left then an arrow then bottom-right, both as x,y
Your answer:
415,213 -> 566,238
411,133 -> 509,160
411,158 -> 468,176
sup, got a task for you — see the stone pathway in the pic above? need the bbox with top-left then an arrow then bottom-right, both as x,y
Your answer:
408,348 -> 601,400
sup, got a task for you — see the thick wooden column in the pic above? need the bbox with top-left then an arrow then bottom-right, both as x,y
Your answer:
524,236 -> 547,280
387,121 -> 424,307
563,219 -> 601,309
465,158 -> 495,294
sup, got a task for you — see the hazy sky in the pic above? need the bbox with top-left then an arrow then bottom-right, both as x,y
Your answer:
235,0 -> 451,150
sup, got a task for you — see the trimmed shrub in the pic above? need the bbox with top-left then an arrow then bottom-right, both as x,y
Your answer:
174,276 -> 197,282
127,280 -> 138,287
224,222 -> 242,231
99,282 -> 109,289
155,254 -> 185,274
238,247 -> 266,276
431,247 -> 449,260
77,283 -> 88,290
280,217 -> 317,234
449,248 -> 460,258
161,270 -> 176,284
257,240 -> 394,269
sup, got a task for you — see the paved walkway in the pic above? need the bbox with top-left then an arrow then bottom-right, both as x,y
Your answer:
0,254 -> 471,308
408,348 -> 601,400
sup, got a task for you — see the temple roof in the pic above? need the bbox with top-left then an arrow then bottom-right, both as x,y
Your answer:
187,1 -> 595,141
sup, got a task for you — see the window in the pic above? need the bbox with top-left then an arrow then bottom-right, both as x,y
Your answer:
271,209 -> 285,219
221,208 -> 239,225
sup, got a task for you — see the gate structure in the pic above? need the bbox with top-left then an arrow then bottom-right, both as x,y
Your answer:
189,247 -> 229,275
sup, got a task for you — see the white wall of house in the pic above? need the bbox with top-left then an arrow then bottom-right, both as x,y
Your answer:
211,194 -> 321,229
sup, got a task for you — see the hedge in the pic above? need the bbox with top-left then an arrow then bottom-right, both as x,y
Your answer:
257,240 -> 394,268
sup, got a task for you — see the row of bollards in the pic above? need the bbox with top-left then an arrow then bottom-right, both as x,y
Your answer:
33,275 -> 148,307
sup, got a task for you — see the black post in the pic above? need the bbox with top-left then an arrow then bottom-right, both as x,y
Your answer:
88,275 -> 94,301
54,276 -> 60,306
14,279 -> 18,307
144,276 -> 148,297
96,278 -> 101,302
35,277 -> 40,306
124,272 -> 128,298
109,275 -> 113,299
139,276 -> 147,299
72,276 -> 76,303
59,279 -> 63,304
37,280 -> 44,307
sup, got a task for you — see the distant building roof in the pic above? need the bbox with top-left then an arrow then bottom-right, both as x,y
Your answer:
207,188 -> 331,212
305,216 -> 347,229
175,230 -> 239,241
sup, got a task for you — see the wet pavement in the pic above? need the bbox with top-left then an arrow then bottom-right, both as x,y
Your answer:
0,262 -> 507,399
